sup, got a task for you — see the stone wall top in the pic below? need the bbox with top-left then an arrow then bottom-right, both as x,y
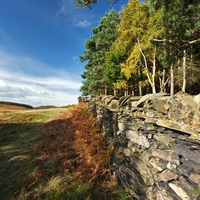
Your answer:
79,92 -> 200,138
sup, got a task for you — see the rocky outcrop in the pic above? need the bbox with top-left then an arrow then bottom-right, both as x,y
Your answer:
82,92 -> 200,200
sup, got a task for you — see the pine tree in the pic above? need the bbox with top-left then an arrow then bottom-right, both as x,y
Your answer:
80,9 -> 120,96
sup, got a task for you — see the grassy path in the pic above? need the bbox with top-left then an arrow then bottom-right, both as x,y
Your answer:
0,108 -> 67,200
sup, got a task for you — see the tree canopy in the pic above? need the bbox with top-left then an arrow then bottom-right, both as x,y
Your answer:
79,0 -> 200,96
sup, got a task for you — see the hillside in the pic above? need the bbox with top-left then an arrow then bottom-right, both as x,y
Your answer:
0,101 -> 33,111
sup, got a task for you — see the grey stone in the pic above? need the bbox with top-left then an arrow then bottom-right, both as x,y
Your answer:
156,189 -> 174,200
88,92 -> 200,200
169,182 -> 191,200
149,157 -> 168,171
155,132 -> 175,147
126,130 -> 150,148
174,144 -> 200,165
151,148 -> 180,166
158,169 -> 178,182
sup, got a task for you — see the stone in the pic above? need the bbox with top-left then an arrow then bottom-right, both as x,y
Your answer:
194,93 -> 200,103
146,111 -> 154,118
151,148 -> 180,166
136,94 -> 155,107
177,163 -> 193,178
169,176 -> 197,200
155,132 -> 175,147
116,130 -> 123,136
174,92 -> 198,111
118,122 -> 127,131
156,189 -> 174,200
127,140 -> 134,148
149,157 -> 168,171
130,157 -> 155,186
174,144 -> 200,165
109,99 -> 119,109
152,97 -> 170,114
169,182 -> 191,200
124,148 -> 131,157
126,130 -> 150,148
158,169 -> 178,182
115,147 -> 124,160
189,172 -> 200,184
167,162 -> 177,170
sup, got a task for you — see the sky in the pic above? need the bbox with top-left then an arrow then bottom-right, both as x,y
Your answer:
0,0 -> 127,107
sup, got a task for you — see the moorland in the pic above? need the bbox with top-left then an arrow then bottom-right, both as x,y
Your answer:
0,102 -> 126,200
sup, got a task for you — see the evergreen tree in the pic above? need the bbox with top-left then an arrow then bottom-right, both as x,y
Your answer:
80,9 -> 120,96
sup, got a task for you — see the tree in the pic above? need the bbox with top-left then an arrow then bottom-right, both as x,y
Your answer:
78,0 -> 200,96
112,0 -> 164,95
149,0 -> 200,95
75,0 -> 119,9
80,9 -> 120,96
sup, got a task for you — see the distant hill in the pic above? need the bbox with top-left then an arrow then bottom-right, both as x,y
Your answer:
0,101 -> 33,111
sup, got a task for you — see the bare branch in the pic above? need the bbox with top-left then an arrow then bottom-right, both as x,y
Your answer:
137,38 -> 153,85
153,38 -> 200,44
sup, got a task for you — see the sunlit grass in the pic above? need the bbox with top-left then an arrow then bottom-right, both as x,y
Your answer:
0,107 -> 67,200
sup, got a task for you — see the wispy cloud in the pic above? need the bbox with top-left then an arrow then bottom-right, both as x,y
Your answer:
56,0 -> 93,28
0,48 -> 82,107
72,56 -> 79,62
75,20 -> 91,28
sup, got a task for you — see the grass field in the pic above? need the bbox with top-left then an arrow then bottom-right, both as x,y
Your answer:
0,105 -> 67,200
0,104 -> 131,200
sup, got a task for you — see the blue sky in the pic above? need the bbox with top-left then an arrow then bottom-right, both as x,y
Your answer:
0,0 -> 127,107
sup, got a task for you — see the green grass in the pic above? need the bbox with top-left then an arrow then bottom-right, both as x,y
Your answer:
0,108 -> 67,200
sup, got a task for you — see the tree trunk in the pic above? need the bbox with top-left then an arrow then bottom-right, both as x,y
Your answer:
139,84 -> 142,96
151,48 -> 157,94
170,64 -> 174,97
182,50 -> 186,92
114,87 -> 117,96
137,39 -> 157,94
159,69 -> 169,93
104,84 -> 108,95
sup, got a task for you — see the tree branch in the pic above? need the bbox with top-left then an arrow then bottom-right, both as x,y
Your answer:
137,38 -> 153,85
153,38 -> 200,44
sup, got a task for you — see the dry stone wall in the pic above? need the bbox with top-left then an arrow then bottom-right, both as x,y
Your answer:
81,92 -> 200,200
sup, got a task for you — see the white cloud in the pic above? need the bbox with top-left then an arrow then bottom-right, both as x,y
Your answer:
0,48 -> 82,107
75,20 -> 91,28
0,80 -> 7,87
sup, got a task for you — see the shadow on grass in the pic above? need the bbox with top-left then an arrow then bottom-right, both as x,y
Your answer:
0,123 -> 43,200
